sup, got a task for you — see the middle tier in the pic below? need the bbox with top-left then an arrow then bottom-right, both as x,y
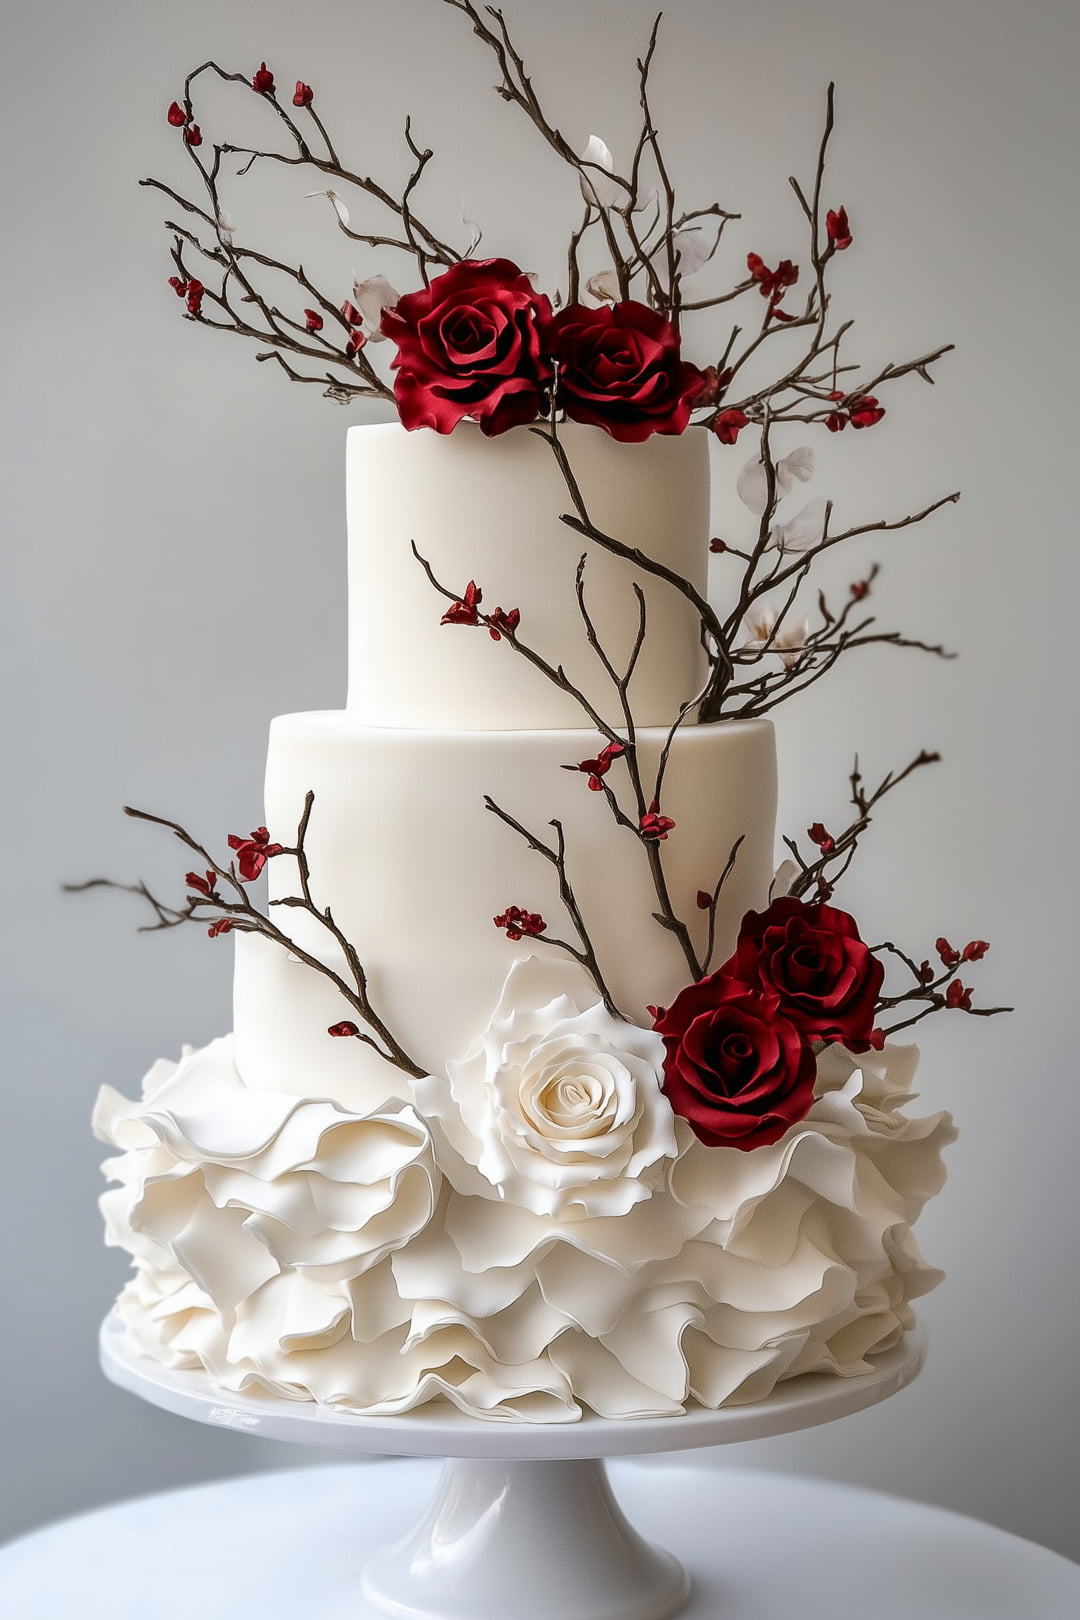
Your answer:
232,712 -> 777,1111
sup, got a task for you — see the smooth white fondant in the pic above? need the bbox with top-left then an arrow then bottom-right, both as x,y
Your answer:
232,713 -> 777,1110
414,957 -> 675,1219
98,1030 -> 953,1422
346,422 -> 710,730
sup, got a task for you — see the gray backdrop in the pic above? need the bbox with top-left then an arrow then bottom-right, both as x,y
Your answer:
4,0 -> 1078,1562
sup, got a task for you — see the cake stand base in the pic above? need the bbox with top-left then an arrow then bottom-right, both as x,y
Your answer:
361,1458 -> 688,1620
101,1313 -> 926,1620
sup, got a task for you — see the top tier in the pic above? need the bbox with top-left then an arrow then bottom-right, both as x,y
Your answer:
346,422 -> 710,730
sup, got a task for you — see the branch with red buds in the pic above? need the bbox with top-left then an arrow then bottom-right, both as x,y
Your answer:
65,796 -> 425,1077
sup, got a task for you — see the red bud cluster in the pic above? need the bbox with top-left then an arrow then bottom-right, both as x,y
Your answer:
747,252 -> 799,321
228,825 -> 284,882
826,206 -> 852,250
493,906 -> 546,940
563,740 -> 626,791
252,62 -> 276,95
441,581 -> 482,626
639,803 -> 676,841
487,607 -> 520,642
712,408 -> 749,445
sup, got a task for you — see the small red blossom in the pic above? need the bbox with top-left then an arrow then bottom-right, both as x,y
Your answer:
936,936 -> 961,969
341,300 -> 362,326
826,206 -> 852,250
850,578 -> 871,600
252,62 -> 276,95
328,1020 -> 360,1037
346,328 -> 367,356
918,960 -> 935,984
945,979 -> 973,1011
825,413 -> 847,432
694,365 -> 733,408
709,537 -> 727,553
850,394 -> 885,429
168,276 -> 187,298
185,869 -> 218,897
304,308 -> 324,333
713,408 -> 749,446
441,581 -> 482,626
807,822 -> 836,855
167,101 -> 188,127
487,607 -> 520,642
185,280 -> 205,315
207,918 -> 233,939
293,81 -> 314,108
184,124 -> 203,148
962,939 -> 990,962
747,252 -> 799,320
228,825 -> 284,882
640,803 -> 676,841
696,890 -> 712,911
493,906 -> 546,941
563,739 -> 626,791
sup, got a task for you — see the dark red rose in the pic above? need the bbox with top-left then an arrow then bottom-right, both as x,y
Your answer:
726,895 -> 884,1050
550,301 -> 704,442
381,258 -> 554,435
654,973 -> 817,1150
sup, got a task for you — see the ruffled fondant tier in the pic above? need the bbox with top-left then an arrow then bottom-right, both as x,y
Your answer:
96,1022 -> 955,1423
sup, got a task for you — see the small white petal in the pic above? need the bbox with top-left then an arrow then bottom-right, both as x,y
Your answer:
351,274 -> 400,342
668,222 -> 720,280
215,209 -> 235,247
460,201 -> 482,256
579,135 -> 622,208
586,269 -> 621,304
307,188 -> 351,228
771,497 -> 828,553
736,457 -> 770,516
776,445 -> 815,492
771,859 -> 801,898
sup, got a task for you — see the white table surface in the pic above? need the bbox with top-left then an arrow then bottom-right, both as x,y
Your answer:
2,1461 -> 1078,1619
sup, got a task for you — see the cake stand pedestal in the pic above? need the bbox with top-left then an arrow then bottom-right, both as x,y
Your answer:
101,1313 -> 925,1620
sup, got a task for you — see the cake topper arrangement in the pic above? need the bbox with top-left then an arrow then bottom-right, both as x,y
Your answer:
76,1 -> 1005,1158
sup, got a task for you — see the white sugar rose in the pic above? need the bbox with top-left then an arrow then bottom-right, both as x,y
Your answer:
414,957 -> 677,1219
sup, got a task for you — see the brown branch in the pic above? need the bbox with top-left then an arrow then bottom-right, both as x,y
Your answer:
483,797 -> 623,1016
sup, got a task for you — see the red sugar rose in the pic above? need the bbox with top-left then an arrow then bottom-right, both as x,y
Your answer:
725,895 -> 884,1051
382,258 -> 554,436
550,301 -> 704,442
653,973 -> 817,1150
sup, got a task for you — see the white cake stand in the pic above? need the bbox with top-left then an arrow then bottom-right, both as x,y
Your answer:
101,1312 -> 925,1620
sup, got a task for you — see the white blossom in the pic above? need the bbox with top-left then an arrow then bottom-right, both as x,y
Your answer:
578,135 -> 623,208
742,605 -> 810,669
350,274 -> 400,341
307,188 -> 351,229
736,446 -> 816,516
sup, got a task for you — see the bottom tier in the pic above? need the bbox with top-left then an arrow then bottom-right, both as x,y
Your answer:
94,1031 -> 954,1423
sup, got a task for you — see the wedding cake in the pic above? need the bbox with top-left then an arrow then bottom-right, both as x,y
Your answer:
94,418 -> 956,1423
89,14 -> 991,1423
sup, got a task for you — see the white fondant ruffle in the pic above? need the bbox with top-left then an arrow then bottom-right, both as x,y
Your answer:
98,1029 -> 954,1422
